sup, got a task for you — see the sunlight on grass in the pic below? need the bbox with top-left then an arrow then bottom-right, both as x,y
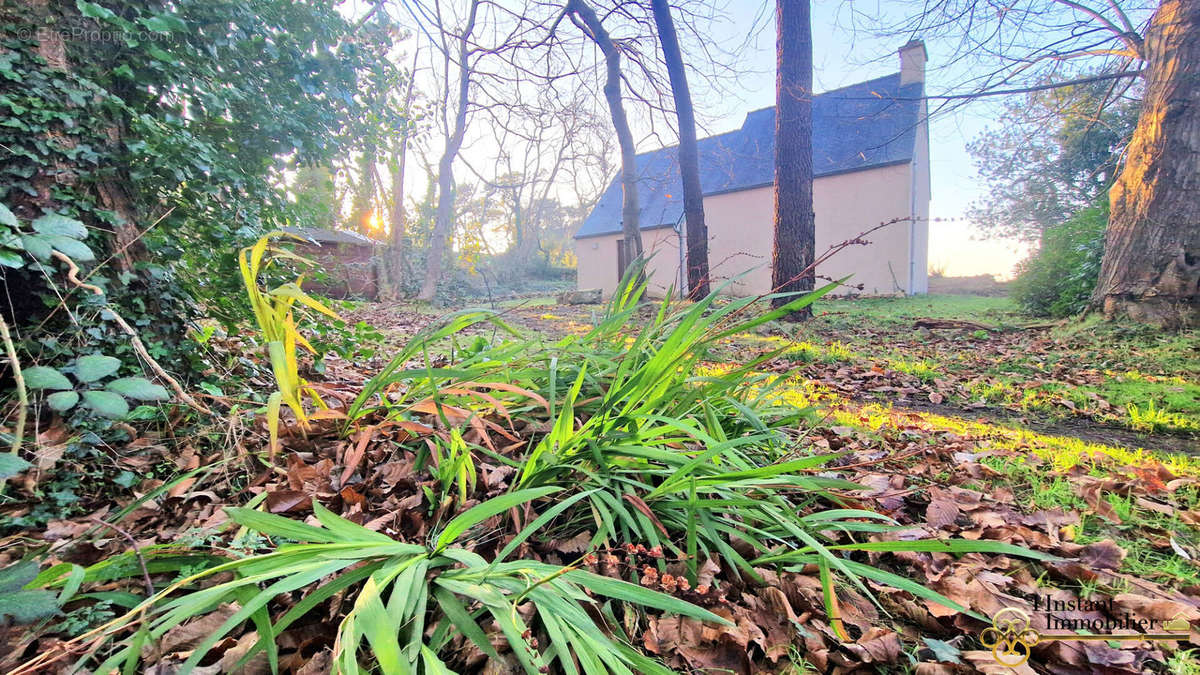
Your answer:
813,294 -> 1018,325
758,371 -> 1200,476
889,357 -> 938,382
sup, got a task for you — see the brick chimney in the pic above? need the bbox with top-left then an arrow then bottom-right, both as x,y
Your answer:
899,39 -> 926,85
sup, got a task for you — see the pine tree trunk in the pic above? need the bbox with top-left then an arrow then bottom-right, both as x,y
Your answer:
1092,0 -> 1200,327
650,0 -> 709,299
770,0 -> 815,319
568,0 -> 643,273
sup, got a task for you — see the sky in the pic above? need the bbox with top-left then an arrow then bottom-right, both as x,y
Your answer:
355,0 -> 1045,278
649,0 -> 1035,278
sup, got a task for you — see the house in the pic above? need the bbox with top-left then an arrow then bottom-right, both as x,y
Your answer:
283,226 -> 382,299
574,41 -> 930,298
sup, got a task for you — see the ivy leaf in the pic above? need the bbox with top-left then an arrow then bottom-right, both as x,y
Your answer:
20,234 -> 53,261
81,390 -> 129,418
0,454 -> 32,480
106,377 -> 168,401
76,1 -> 118,22
0,561 -> 60,622
0,560 -> 36,592
139,15 -> 187,32
0,203 -> 16,228
0,250 -> 22,268
147,46 -> 176,64
923,638 -> 963,664
75,355 -> 121,383
46,391 -> 80,412
21,366 -> 73,391
31,214 -> 87,239
44,235 -> 94,262
0,590 -> 61,624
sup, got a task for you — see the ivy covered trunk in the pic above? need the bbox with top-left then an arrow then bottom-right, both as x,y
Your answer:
29,0 -> 142,273
1092,0 -> 1200,327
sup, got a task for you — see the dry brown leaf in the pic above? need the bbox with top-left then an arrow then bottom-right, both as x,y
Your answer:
295,650 -> 333,675
1113,593 -> 1200,621
155,604 -> 240,659
926,498 -> 960,530
845,627 -> 901,663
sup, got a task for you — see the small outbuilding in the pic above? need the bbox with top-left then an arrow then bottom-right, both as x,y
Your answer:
283,226 -> 381,300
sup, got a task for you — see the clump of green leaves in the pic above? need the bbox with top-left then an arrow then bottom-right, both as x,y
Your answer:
0,206 -> 95,271
50,493 -> 721,675
239,232 -> 341,431
1011,199 -> 1107,318
23,354 -> 167,419
0,559 -> 81,627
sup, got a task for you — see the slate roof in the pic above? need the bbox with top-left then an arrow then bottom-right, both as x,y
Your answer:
283,226 -> 382,247
575,73 -> 923,239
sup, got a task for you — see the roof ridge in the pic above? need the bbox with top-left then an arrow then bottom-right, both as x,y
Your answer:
739,71 -> 902,118
636,71 -> 906,159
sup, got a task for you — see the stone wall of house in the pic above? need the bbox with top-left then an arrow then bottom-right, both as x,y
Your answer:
295,242 -> 378,300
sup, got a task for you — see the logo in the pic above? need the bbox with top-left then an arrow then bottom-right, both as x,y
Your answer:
981,607 -> 1192,667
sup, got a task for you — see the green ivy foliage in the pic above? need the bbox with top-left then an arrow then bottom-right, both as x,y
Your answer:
0,0 -> 395,524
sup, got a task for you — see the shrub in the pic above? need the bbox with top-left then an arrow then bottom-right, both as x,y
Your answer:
1011,200 -> 1107,317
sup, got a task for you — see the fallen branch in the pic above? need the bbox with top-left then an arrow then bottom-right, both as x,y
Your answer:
89,517 -> 154,598
0,315 -> 27,454
51,251 -> 214,417
913,318 -> 993,331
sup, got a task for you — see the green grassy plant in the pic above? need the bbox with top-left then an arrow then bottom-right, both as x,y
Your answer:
239,232 -> 341,439
51,492 -> 721,675
28,264 -> 1060,674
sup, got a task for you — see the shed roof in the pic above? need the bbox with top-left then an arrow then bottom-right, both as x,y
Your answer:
284,226 -> 382,247
575,73 -> 923,239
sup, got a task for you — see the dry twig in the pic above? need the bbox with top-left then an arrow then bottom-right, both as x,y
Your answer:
0,315 -> 26,454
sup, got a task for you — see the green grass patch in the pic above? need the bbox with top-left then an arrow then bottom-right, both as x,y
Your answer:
811,294 -> 1018,328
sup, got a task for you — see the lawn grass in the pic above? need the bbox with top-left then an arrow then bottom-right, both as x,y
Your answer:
810,294 -> 1019,328
759,294 -> 1200,435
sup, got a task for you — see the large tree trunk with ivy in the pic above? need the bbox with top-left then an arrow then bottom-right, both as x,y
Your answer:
29,0 -> 143,273
568,0 -> 642,273
650,0 -> 709,298
770,0 -> 815,320
1092,0 -> 1200,327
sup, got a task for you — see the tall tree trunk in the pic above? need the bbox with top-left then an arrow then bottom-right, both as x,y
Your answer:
381,48 -> 421,300
770,0 -> 815,319
348,148 -> 377,236
650,0 -> 709,299
30,0 -> 142,272
418,0 -> 480,302
568,0 -> 643,272
1092,0 -> 1200,327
